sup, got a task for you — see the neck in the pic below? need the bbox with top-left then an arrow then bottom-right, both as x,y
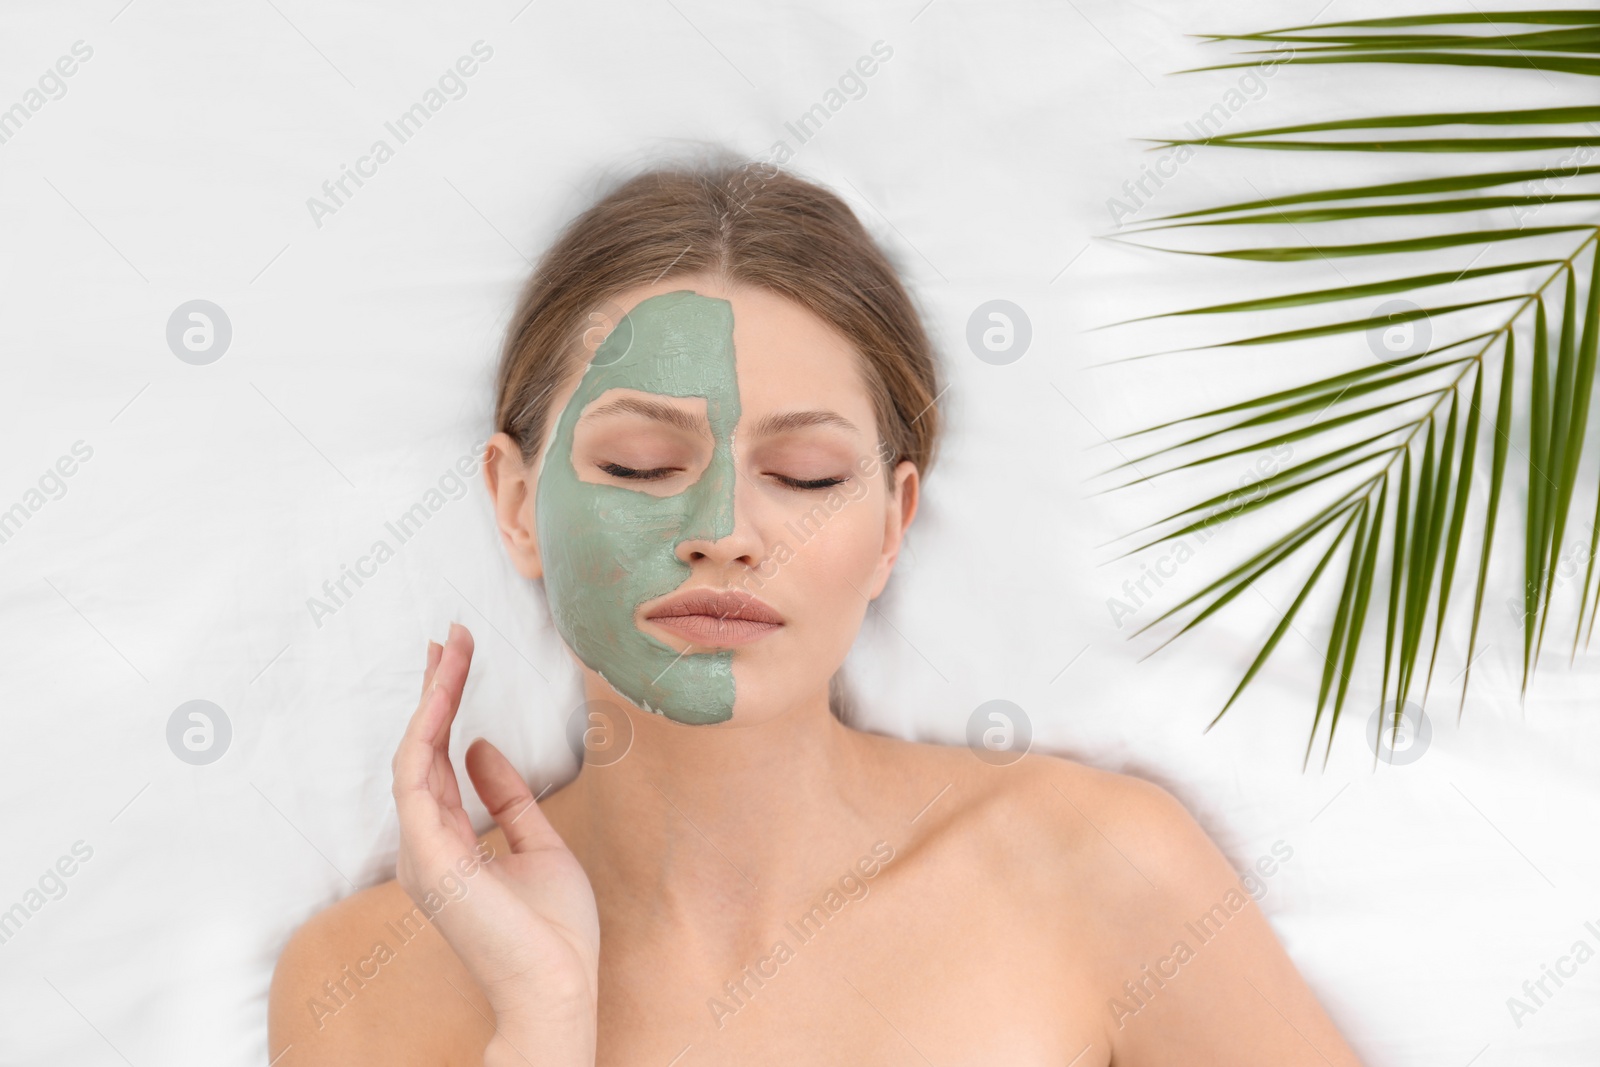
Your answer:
560,676 -> 883,936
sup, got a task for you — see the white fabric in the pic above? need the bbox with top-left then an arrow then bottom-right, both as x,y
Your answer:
2,0 -> 1597,1063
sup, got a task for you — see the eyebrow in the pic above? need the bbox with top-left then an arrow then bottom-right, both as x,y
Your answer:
584,396 -> 860,438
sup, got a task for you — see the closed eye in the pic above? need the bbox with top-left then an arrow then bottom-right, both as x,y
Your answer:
601,463 -> 846,490
773,474 -> 848,491
598,461 -> 680,481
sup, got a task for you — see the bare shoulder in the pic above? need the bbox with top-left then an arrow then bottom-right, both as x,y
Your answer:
267,856 -> 498,1066
857,729 -> 1214,888
865,739 -> 1360,1060
950,749 -> 1243,930
950,748 -> 1359,1063
1022,753 -> 1225,885
859,733 -> 1246,957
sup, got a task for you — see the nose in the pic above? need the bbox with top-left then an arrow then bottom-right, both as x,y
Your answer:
673,440 -> 763,569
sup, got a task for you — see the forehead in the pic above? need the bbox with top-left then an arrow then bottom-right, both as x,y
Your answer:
597,278 -> 871,417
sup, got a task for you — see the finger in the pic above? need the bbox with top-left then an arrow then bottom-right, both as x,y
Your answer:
393,623 -> 475,798
419,627 -> 473,819
392,689 -> 458,874
393,627 -> 473,851
392,627 -> 480,895
464,738 -> 566,855
394,672 -> 454,796
429,628 -> 475,813
421,640 -> 443,697
391,683 -> 454,896
431,712 -> 465,813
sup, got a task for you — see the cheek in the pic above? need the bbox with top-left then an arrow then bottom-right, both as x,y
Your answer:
539,475 -> 651,600
561,491 -> 681,589
768,494 -> 886,594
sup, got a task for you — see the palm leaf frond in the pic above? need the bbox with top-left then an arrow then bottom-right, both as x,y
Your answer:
1104,9 -> 1600,762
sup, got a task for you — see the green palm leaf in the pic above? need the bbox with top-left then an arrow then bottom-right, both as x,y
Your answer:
1229,29 -> 1600,54
1164,106 -> 1600,140
1107,264 -> 1558,321
1424,362 -> 1483,701
1183,53 -> 1600,77
1127,226 -> 1592,262
1202,12 -> 1600,33
1104,8 -> 1600,763
1459,335 -> 1515,714
1147,167 -> 1600,223
1322,475 -> 1386,769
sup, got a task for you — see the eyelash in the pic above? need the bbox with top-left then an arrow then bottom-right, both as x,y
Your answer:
597,463 -> 847,492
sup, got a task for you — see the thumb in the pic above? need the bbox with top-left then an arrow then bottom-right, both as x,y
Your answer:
464,737 -> 566,855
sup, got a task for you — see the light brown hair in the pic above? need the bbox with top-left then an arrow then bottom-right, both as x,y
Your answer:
493,157 -> 943,483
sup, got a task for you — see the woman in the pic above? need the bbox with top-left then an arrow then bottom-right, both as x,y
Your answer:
268,159 -> 1363,1065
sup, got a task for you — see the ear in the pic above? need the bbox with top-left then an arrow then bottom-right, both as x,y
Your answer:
866,459 -> 920,600
483,431 -> 543,580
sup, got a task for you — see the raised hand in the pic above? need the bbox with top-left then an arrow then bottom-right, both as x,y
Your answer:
392,622 -> 600,1065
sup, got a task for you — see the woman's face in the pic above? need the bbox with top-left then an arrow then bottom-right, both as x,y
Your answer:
492,274 -> 918,728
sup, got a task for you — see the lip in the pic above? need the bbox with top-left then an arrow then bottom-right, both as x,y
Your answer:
642,588 -> 785,648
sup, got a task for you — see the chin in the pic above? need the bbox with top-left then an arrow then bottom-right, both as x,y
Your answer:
723,669 -> 831,724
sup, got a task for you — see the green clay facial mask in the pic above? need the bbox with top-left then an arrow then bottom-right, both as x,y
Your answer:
534,290 -> 740,725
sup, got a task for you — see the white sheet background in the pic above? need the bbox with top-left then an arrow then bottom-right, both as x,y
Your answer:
2,0 -> 1597,1063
